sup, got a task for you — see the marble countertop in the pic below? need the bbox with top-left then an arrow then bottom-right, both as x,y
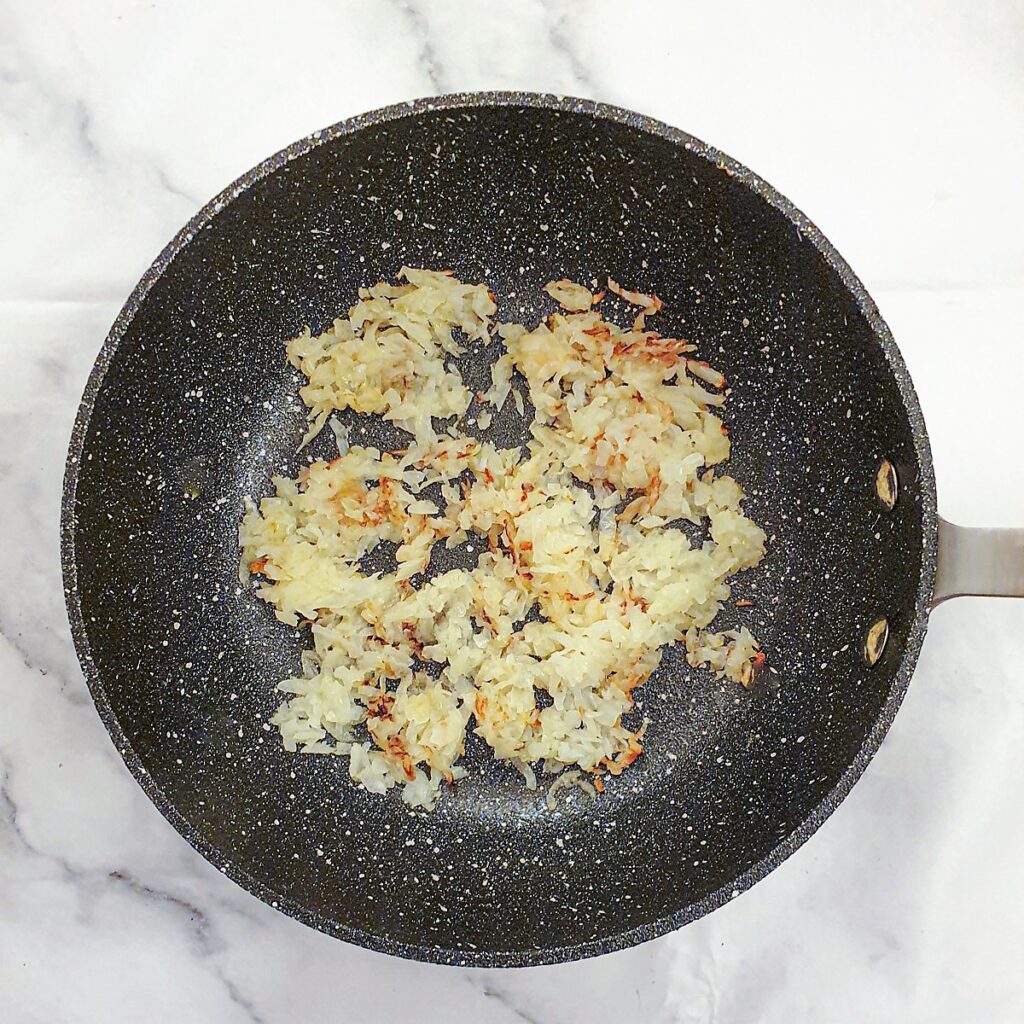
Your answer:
2,1 -> 1023,1020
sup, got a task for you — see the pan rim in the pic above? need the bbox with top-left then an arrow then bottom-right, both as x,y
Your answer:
61,90 -> 938,967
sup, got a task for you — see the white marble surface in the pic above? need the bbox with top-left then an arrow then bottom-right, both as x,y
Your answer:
2,1 -> 1023,1020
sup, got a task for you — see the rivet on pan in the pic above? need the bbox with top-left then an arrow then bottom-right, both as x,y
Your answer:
875,459 -> 897,511
863,617 -> 889,667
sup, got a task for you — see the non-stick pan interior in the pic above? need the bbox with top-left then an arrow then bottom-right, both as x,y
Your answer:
65,98 -> 933,964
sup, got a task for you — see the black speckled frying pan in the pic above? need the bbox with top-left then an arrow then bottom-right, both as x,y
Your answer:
61,93 -> 1024,966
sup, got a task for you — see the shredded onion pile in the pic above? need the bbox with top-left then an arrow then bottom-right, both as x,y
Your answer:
240,269 -> 766,810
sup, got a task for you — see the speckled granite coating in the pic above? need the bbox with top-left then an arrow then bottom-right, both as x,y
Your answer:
61,92 -> 937,967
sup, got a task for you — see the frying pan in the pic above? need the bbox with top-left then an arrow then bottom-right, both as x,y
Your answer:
61,93 -> 1024,966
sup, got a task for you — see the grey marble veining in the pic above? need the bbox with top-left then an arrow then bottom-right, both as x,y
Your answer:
2,0 -> 1023,1021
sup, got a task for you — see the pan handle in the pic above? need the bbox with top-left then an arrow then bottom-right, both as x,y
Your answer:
933,517 -> 1024,606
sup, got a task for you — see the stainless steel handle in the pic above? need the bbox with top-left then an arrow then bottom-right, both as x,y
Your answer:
933,517 -> 1024,606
